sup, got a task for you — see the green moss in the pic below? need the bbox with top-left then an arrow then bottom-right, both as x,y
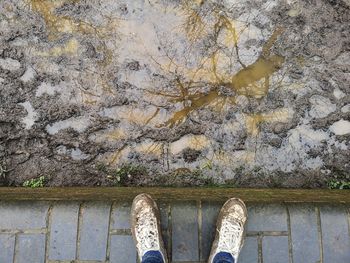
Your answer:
23,176 -> 45,188
0,162 -> 8,186
201,160 -> 213,170
109,164 -> 148,186
0,162 -> 7,179
96,162 -> 108,173
234,165 -> 245,175
252,166 -> 262,173
104,163 -> 237,188
328,180 -> 350,190
202,177 -> 236,188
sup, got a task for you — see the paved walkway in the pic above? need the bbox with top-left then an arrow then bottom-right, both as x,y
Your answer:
0,200 -> 349,263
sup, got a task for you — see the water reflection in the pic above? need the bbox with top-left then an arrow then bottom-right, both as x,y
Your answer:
24,0 -> 292,167
152,23 -> 285,128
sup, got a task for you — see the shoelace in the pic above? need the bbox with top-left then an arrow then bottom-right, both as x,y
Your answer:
217,216 -> 243,255
136,210 -> 160,253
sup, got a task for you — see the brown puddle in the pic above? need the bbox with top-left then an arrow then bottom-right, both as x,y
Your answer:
245,108 -> 293,136
28,0 -> 118,39
157,24 -> 286,128
28,0 -> 96,40
28,0 -> 118,101
28,0 -> 287,135
38,38 -> 79,56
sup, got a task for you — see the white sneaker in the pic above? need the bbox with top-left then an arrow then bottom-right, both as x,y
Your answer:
131,194 -> 168,262
208,198 -> 247,263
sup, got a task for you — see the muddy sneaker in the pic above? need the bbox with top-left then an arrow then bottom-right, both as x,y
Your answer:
131,193 -> 168,263
208,198 -> 248,263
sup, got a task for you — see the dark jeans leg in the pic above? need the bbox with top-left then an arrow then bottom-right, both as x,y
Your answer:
213,252 -> 235,263
141,250 -> 164,263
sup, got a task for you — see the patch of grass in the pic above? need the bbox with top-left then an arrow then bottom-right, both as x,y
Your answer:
201,177 -> 236,188
252,166 -> 262,173
0,163 -> 6,179
202,182 -> 236,188
108,164 -> 147,186
328,180 -> 350,190
0,161 -> 11,179
234,165 -> 245,175
201,160 -> 213,170
104,163 -> 237,188
96,162 -> 108,173
23,176 -> 45,188
155,168 -> 237,188
0,162 -> 8,186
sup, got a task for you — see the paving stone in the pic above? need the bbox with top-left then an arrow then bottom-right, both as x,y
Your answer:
16,234 -> 46,263
78,202 -> 111,261
49,202 -> 80,260
110,235 -> 137,263
289,204 -> 320,263
0,234 -> 15,263
172,202 -> 199,262
239,237 -> 258,263
0,200 -> 348,263
320,205 -> 350,263
247,204 -> 287,232
262,236 -> 289,263
200,201 -> 222,261
111,202 -> 131,229
0,201 -> 49,229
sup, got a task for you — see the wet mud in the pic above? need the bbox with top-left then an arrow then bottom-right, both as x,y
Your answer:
0,0 -> 349,187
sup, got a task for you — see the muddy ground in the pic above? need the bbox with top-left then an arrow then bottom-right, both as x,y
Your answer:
0,0 -> 349,187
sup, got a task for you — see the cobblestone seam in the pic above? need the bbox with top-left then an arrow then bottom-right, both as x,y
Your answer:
246,231 -> 288,236
106,202 -> 114,261
168,204 -> 173,261
45,204 -> 53,262
9,234 -> 15,263
347,205 -> 350,240
257,234 -> 263,263
164,203 -> 171,262
13,231 -> 18,263
48,261 -> 110,263
316,207 -> 324,263
110,229 -> 132,235
75,203 -> 83,260
0,229 -> 47,234
286,205 -> 293,263
197,200 -> 202,261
